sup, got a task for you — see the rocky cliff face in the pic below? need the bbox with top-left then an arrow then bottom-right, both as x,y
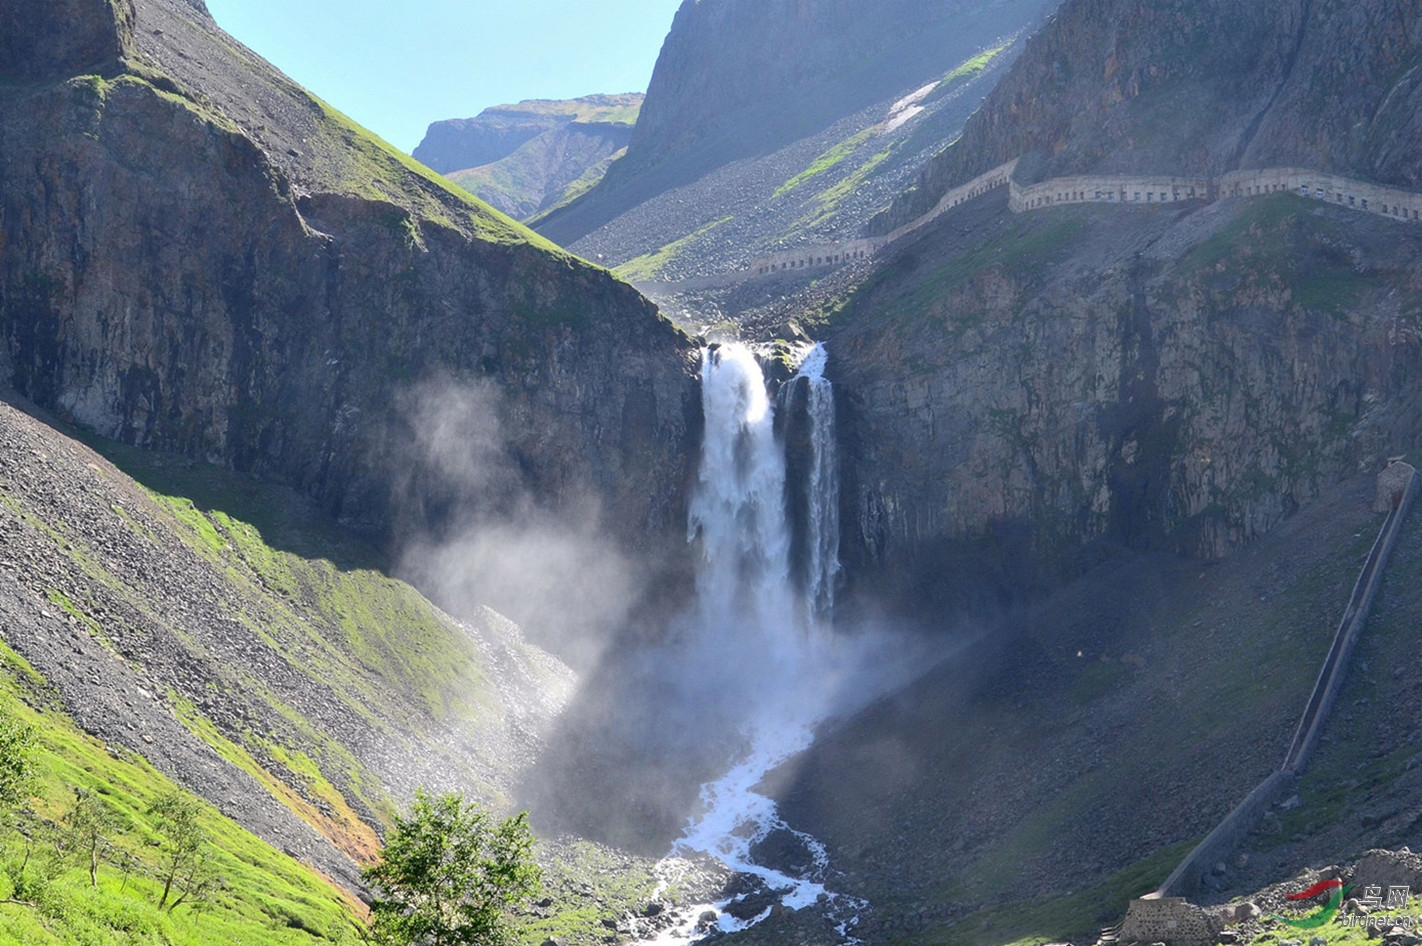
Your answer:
877,0 -> 1422,231
0,0 -> 699,562
832,195 -> 1422,613
0,0 -> 131,81
828,0 -> 1422,613
536,0 -> 1061,249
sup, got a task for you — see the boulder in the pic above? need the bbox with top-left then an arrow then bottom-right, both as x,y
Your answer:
1350,850 -> 1422,896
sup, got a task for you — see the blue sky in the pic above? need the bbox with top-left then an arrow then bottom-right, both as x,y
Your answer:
204,0 -> 684,153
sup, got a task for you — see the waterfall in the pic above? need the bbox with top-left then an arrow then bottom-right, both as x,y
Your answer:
687,343 -> 798,654
798,343 -> 841,617
656,341 -> 861,944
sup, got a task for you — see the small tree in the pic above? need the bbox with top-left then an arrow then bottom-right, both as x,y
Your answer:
363,789 -> 541,946
63,787 -> 120,886
163,846 -> 221,914
0,702 -> 36,817
147,790 -> 206,910
0,706 -> 41,905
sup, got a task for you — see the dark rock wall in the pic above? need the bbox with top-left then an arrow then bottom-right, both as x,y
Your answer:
836,0 -> 1422,614
0,0 -> 699,561
833,197 -> 1422,617
0,0 -> 132,82
876,0 -> 1422,232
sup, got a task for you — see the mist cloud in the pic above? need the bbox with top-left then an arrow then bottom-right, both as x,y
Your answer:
392,375 -> 641,671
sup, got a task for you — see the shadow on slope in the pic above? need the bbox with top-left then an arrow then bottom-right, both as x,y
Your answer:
17,392 -> 381,577
751,474 -> 1394,945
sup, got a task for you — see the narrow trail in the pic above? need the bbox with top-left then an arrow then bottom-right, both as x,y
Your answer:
636,159 -> 1422,295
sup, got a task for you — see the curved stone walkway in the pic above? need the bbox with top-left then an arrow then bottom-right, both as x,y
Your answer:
634,159 -> 1421,293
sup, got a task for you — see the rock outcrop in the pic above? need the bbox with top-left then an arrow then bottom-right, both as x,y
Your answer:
0,0 -> 132,81
876,0 -> 1422,233
0,0 -> 699,562
835,186 -> 1422,615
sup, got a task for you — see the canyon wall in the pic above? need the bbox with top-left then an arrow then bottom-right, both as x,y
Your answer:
875,0 -> 1422,233
0,0 -> 699,559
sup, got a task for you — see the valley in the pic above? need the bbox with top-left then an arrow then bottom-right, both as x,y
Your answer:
2,0 -> 1422,945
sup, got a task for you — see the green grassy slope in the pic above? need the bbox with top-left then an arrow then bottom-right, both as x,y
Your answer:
0,646 -> 361,945
125,0 -> 574,258
0,394 -> 570,871
0,394 -> 716,946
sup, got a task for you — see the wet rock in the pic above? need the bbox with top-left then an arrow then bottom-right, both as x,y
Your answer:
725,891 -> 781,922
748,826 -> 819,877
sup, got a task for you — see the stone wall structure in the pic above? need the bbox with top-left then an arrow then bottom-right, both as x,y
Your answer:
1376,461 -> 1417,513
640,159 -> 1421,293
1009,173 -> 1211,210
1218,169 -> 1422,223
1008,167 -> 1422,224
749,238 -> 879,277
880,158 -> 1018,242
1120,897 -> 1217,945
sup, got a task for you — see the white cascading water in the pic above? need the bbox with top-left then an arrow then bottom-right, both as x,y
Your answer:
687,343 -> 798,649
799,343 -> 841,617
652,341 -> 862,945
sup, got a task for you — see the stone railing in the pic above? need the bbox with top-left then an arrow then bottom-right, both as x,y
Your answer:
880,158 -> 1018,243
633,160 -> 1421,294
1219,168 -> 1422,223
1009,173 -> 1211,211
747,238 -> 880,278
1008,166 -> 1422,224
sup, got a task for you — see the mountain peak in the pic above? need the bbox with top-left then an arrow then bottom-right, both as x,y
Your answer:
413,92 -> 644,175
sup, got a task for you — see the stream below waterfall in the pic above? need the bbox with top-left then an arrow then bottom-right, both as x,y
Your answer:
647,341 -> 866,945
